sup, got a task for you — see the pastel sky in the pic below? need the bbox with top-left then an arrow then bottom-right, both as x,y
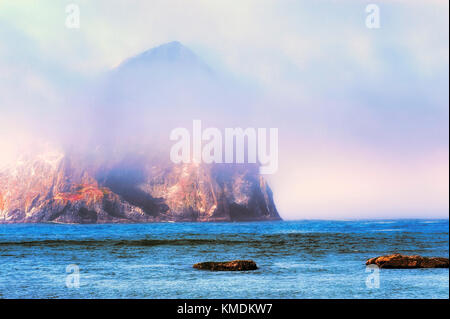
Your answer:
0,0 -> 448,219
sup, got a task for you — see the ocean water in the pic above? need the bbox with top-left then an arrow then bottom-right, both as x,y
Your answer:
0,220 -> 448,299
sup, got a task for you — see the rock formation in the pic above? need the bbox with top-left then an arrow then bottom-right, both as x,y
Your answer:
366,254 -> 449,269
193,260 -> 258,271
0,150 -> 280,223
0,42 -> 282,224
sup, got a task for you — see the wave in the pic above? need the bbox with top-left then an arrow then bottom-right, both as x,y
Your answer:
0,238 -> 255,247
362,221 -> 396,225
0,230 -> 443,248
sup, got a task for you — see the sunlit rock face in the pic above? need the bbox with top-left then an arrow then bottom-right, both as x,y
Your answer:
0,151 -> 280,223
0,151 -> 144,224
0,42 -> 281,223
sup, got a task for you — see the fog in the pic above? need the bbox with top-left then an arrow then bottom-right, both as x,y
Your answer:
0,0 -> 448,219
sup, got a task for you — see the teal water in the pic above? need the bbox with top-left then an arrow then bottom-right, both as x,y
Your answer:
0,220 -> 448,299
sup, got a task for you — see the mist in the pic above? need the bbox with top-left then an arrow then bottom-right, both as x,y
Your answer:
0,0 -> 448,219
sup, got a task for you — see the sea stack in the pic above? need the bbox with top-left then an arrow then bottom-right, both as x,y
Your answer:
0,153 -> 280,223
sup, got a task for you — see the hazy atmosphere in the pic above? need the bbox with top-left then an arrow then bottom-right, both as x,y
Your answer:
0,0 -> 448,219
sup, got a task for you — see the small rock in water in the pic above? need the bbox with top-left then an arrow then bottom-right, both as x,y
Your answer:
193,260 -> 258,271
366,253 -> 449,269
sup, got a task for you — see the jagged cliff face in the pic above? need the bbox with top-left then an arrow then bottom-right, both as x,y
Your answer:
0,151 -> 280,223
0,42 -> 281,223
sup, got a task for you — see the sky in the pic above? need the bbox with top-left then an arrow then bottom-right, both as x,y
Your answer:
0,0 -> 448,219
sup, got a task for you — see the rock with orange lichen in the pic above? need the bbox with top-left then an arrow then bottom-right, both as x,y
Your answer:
0,152 -> 152,223
366,254 -> 449,269
54,184 -> 108,203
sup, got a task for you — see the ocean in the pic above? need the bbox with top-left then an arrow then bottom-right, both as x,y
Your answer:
0,220 -> 448,299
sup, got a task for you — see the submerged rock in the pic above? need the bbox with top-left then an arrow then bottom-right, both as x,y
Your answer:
193,260 -> 258,271
366,254 -> 449,269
